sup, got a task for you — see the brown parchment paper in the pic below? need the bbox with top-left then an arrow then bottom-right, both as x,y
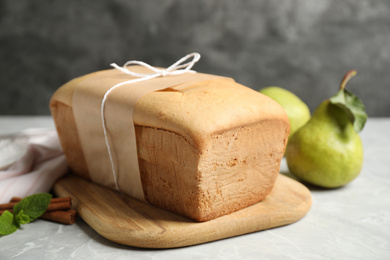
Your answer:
72,66 -> 224,201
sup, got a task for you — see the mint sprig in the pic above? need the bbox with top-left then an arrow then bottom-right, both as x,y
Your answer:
329,70 -> 367,133
0,193 -> 52,236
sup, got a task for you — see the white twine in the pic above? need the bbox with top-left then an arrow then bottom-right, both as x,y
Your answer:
101,53 -> 201,191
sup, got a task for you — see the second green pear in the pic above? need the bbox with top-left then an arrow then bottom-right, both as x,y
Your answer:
259,87 -> 310,140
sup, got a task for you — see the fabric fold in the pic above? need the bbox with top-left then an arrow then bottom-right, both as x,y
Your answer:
0,129 -> 68,203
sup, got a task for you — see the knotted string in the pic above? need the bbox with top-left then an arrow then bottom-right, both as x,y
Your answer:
101,53 -> 201,191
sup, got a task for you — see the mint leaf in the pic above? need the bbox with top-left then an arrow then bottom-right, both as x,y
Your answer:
15,210 -> 31,225
0,211 -> 18,235
13,193 -> 52,222
330,89 -> 367,133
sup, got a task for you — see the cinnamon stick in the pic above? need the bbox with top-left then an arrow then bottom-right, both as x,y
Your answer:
0,196 -> 77,225
10,197 -> 71,204
0,200 -> 72,211
41,209 -> 77,225
0,202 -> 15,211
0,209 -> 10,215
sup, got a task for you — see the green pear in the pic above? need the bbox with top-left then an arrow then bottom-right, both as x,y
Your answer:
259,86 -> 310,140
286,70 -> 367,188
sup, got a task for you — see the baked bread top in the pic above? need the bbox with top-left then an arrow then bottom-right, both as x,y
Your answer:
51,68 -> 288,150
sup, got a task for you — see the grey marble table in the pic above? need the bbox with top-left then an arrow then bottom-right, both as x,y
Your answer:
0,116 -> 389,260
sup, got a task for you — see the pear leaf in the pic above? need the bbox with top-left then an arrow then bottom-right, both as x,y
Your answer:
330,89 -> 367,133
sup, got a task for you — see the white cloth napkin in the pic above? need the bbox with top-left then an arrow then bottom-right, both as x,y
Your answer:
0,129 -> 68,204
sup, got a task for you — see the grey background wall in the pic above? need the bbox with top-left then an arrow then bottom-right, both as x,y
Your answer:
1,0 -> 389,116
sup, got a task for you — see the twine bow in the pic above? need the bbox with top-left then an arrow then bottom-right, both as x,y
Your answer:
110,52 -> 200,79
101,53 -> 201,191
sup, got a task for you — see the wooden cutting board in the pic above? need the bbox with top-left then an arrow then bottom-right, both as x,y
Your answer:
53,173 -> 311,248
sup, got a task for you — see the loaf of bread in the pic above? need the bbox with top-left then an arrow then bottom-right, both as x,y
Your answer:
50,68 -> 289,221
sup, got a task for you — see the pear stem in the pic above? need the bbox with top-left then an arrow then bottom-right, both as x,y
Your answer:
340,70 -> 357,90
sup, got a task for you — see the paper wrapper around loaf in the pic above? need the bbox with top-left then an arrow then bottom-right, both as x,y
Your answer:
50,66 -> 290,222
